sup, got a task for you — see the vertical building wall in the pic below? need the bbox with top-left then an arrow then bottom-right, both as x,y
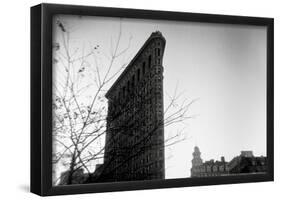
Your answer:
99,32 -> 166,182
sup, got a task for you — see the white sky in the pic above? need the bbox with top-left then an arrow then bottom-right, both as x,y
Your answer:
53,15 -> 267,179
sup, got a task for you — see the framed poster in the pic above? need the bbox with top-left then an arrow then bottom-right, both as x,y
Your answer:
31,3 -> 274,196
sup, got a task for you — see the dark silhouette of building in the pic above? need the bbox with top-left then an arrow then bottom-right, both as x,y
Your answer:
191,146 -> 229,177
228,151 -> 267,174
92,31 -> 166,182
59,169 -> 89,185
190,147 -> 267,178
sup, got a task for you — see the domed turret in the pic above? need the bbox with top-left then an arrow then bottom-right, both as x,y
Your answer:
192,146 -> 203,167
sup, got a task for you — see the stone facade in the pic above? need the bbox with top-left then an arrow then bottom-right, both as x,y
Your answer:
95,31 -> 166,182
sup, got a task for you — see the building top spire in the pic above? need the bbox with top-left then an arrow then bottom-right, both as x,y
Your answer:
192,146 -> 203,167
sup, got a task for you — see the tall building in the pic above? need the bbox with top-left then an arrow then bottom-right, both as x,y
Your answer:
94,31 -> 166,182
59,169 -> 88,185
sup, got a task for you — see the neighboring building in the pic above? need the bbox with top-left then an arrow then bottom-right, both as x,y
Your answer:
191,146 -> 229,177
228,151 -> 267,174
59,169 -> 89,185
190,147 -> 267,178
93,31 -> 166,182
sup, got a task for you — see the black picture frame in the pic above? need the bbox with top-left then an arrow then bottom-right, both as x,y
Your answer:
31,3 -> 274,196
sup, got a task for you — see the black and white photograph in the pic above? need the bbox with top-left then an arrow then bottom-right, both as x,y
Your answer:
51,14 -> 268,186
0,0 -> 279,199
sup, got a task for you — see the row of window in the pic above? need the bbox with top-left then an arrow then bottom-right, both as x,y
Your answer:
109,86 -> 161,119
116,48 -> 161,100
193,165 -> 229,173
129,160 -> 163,174
193,173 -> 228,177
111,104 -> 156,124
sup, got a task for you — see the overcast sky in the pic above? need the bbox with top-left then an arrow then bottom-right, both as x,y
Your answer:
53,15 -> 267,179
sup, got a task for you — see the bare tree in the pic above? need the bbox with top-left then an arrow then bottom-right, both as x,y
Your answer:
85,82 -> 197,182
52,18 -> 197,185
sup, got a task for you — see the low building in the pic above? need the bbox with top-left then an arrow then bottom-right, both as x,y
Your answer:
191,146 -> 229,177
228,151 -> 267,174
190,147 -> 267,178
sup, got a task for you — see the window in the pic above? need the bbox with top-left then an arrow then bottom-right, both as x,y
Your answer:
213,166 -> 218,172
122,86 -> 126,98
142,62 -> 146,75
137,68 -> 140,82
157,48 -> 161,56
127,81 -> 130,93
